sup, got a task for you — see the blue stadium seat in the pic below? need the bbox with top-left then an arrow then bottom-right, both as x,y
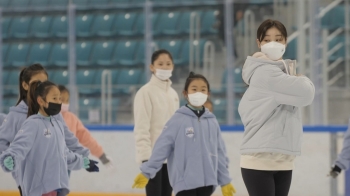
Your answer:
51,70 -> 68,85
2,70 -> 9,85
91,41 -> 115,66
30,16 -> 53,38
91,13 -> 116,37
2,17 -> 11,39
113,40 -> 139,67
78,96 -> 99,121
28,43 -> 51,66
9,17 -> 31,38
284,38 -> 297,60
154,12 -> 181,36
321,6 -> 344,29
9,0 -> 29,7
76,41 -> 93,66
249,0 -> 273,4
77,69 -> 96,85
50,43 -> 68,67
212,98 -> 241,124
73,0 -> 89,7
77,69 -> 99,94
159,40 -> 182,65
135,13 -> 158,36
89,0 -> 110,5
178,11 -> 195,35
0,0 -> 9,7
178,39 -> 206,67
50,0 -> 68,6
2,43 -> 8,64
329,36 -> 345,61
30,0 -> 50,6
135,41 -> 145,65
201,10 -> 218,35
3,97 -> 18,105
7,70 -> 20,85
76,14 -> 93,37
5,43 -> 29,67
114,69 -> 142,94
51,15 -> 67,38
114,12 -> 138,36
220,67 -> 246,94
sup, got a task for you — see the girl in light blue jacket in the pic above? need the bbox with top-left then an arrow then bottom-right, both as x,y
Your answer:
0,64 -> 90,195
133,72 -> 235,196
0,80 -> 90,196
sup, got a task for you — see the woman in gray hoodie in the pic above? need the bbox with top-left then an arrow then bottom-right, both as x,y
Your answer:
238,19 -> 315,196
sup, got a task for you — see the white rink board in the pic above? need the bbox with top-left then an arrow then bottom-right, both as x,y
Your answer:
0,131 -> 342,196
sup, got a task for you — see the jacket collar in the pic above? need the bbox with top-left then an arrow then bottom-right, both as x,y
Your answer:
149,74 -> 172,91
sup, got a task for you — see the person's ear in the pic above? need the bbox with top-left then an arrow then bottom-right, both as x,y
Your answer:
256,39 -> 261,49
22,81 -> 29,91
37,97 -> 46,107
182,90 -> 188,99
150,64 -> 155,73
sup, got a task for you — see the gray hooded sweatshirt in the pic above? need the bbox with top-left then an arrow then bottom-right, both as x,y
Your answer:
239,55 -> 315,156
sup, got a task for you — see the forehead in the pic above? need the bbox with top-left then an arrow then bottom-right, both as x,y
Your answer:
47,86 -> 60,96
189,79 -> 207,87
154,54 -> 171,62
265,27 -> 283,36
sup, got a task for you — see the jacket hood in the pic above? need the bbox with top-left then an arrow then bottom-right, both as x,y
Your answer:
9,100 -> 28,114
242,54 -> 291,85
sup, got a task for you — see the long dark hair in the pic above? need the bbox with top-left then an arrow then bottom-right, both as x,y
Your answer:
17,64 -> 48,106
27,80 -> 56,117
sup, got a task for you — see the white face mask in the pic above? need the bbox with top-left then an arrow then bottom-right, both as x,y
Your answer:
155,69 -> 172,81
261,41 -> 286,61
61,103 -> 69,112
188,92 -> 208,107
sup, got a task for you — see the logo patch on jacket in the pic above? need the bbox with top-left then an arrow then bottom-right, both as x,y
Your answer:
185,127 -> 194,138
44,129 -> 51,138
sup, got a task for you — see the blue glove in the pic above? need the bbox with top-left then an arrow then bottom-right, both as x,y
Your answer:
85,160 -> 99,172
3,156 -> 14,171
83,157 -> 90,169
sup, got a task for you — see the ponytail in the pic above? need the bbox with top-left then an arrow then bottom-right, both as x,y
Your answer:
16,64 -> 48,106
17,68 -> 27,105
27,80 -> 56,117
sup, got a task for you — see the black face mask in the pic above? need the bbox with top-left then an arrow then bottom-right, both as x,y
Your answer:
43,102 -> 62,116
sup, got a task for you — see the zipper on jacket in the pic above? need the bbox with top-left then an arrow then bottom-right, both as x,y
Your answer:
197,118 -> 206,186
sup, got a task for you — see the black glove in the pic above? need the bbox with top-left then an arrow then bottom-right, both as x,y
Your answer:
329,165 -> 342,178
86,160 -> 99,172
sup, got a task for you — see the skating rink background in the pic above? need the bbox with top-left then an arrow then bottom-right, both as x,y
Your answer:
0,130 -> 344,196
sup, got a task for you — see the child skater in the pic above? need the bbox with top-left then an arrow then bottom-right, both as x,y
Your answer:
0,64 -> 91,195
133,49 -> 179,196
133,72 -> 236,196
0,80 -> 90,196
58,85 -> 113,168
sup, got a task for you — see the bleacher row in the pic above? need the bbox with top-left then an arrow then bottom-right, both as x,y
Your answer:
2,39 -> 210,68
0,0 -> 276,8
2,11 -> 218,39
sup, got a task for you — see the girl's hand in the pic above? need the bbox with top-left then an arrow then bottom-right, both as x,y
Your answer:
132,173 -> 149,188
3,156 -> 14,171
221,183 -> 236,196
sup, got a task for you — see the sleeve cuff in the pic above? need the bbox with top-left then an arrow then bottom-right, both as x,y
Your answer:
99,153 -> 109,164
